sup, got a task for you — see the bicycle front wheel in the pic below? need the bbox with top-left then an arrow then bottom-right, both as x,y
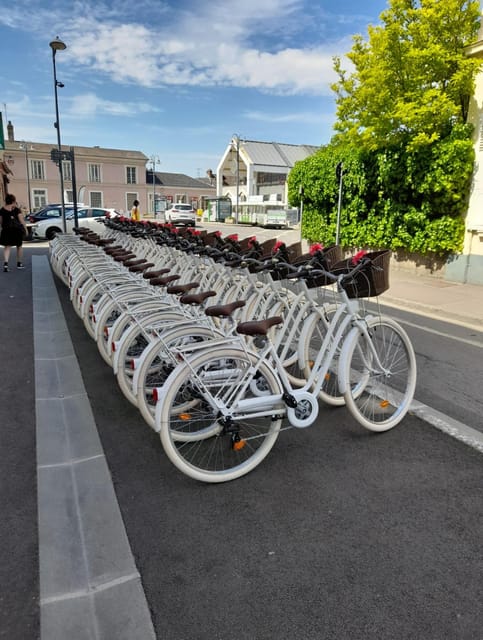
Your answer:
340,316 -> 417,432
157,347 -> 284,483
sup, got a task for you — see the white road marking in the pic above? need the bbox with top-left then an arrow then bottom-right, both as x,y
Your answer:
395,318 -> 483,348
410,400 -> 483,454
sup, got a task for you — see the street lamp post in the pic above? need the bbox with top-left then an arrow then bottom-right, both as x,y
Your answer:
233,135 -> 240,224
49,36 -> 67,232
19,142 -> 33,214
150,154 -> 160,217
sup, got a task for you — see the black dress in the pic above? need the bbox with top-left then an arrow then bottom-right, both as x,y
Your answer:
0,207 -> 25,247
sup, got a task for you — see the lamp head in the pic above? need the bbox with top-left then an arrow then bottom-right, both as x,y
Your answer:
50,36 -> 66,52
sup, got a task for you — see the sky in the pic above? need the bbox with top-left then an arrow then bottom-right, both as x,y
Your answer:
1,0 -> 389,178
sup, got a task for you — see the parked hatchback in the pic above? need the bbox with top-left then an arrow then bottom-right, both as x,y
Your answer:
165,203 -> 196,226
31,207 -> 119,240
26,204 -> 77,223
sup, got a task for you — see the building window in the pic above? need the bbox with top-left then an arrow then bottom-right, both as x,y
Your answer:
65,190 -> 74,202
126,166 -> 137,184
126,192 -> 138,210
175,194 -> 187,203
33,189 -> 47,210
90,191 -> 103,207
88,163 -> 101,183
257,172 -> 287,186
62,160 -> 72,182
30,160 -> 45,181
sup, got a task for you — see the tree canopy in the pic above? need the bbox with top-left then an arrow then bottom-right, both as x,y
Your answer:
332,0 -> 481,150
289,0 -> 482,256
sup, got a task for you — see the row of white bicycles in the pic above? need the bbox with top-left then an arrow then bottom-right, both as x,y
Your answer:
50,219 -> 417,483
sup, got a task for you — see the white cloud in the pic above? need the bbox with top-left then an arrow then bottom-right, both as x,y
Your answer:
67,93 -> 162,117
0,0 -> 351,95
244,109 -> 332,124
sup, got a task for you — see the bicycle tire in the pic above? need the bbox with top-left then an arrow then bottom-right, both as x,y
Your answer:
157,346 -> 284,483
339,316 -> 417,431
134,324 -> 225,429
299,304 -> 347,406
114,311 -> 186,405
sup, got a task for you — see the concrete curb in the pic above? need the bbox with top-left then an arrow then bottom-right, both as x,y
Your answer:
379,294 -> 483,331
33,256 -> 156,640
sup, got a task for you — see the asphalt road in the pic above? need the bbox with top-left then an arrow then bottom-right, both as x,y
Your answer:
2,242 -> 483,640
373,303 -> 483,434
57,280 -> 483,640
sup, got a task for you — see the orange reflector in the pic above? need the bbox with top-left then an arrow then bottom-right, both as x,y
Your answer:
233,439 -> 246,451
380,400 -> 390,408
324,373 -> 331,381
179,413 -> 192,421
104,326 -> 109,337
308,360 -> 314,369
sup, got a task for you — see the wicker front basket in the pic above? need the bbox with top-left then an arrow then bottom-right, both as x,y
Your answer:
301,245 -> 344,288
331,250 -> 391,298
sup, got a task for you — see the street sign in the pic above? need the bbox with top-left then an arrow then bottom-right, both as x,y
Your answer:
50,148 -> 72,165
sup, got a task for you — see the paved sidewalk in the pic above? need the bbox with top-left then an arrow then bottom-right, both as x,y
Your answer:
380,270 -> 483,329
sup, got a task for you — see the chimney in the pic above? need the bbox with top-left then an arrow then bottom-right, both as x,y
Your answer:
7,121 -> 14,142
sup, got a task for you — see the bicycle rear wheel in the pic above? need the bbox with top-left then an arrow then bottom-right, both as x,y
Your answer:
157,347 -> 284,483
340,316 -> 417,431
115,311 -> 186,405
299,305 -> 346,406
135,324 -> 224,429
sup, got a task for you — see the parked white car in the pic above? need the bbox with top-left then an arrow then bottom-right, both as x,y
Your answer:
31,207 -> 119,241
165,203 -> 196,226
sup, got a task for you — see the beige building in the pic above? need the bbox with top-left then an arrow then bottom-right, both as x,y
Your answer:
1,120 -> 216,217
147,170 -> 216,213
3,121 -> 150,215
448,22 -> 483,284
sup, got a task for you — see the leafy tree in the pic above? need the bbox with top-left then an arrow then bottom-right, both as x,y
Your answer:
289,0 -> 481,256
332,0 -> 481,150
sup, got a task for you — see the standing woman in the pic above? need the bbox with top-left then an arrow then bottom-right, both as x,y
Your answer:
130,199 -> 141,221
0,194 -> 28,272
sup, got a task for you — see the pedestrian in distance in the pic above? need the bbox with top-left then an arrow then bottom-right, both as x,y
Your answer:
131,199 -> 141,221
0,193 -> 28,272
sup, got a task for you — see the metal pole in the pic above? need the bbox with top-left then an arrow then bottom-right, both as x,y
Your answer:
335,162 -> 343,245
50,38 -> 67,232
70,147 -> 78,228
298,185 -> 304,233
234,135 -> 240,224
152,159 -> 156,217
150,155 -> 159,217
23,143 -> 32,213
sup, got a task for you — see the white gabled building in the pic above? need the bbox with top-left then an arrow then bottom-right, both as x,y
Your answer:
216,137 -> 318,215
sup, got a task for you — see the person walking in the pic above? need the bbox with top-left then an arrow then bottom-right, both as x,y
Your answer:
131,199 -> 141,221
0,194 -> 28,272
